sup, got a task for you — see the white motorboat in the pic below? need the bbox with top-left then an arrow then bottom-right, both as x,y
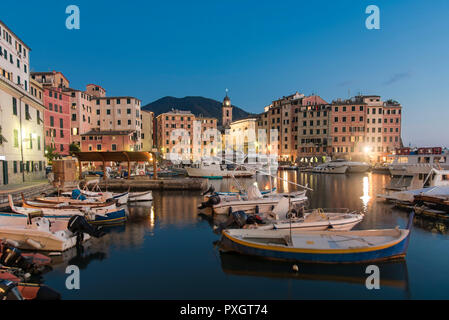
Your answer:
385,168 -> 449,191
312,163 -> 348,174
378,185 -> 449,204
0,215 -> 89,252
388,147 -> 449,177
129,191 -> 153,202
329,160 -> 371,173
186,162 -> 254,178
256,205 -> 364,231
200,184 -> 308,215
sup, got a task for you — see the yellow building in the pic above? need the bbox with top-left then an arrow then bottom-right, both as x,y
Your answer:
0,20 -> 46,185
0,72 -> 46,185
141,110 -> 154,151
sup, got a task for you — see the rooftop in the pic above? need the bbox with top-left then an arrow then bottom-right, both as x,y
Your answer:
0,20 -> 31,50
81,130 -> 135,136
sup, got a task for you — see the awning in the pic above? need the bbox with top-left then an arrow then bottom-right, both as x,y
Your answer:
74,151 -> 153,163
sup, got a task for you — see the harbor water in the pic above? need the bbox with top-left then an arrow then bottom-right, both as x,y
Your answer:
42,172 -> 449,299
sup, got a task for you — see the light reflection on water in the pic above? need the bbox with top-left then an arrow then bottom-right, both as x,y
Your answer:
41,172 -> 449,299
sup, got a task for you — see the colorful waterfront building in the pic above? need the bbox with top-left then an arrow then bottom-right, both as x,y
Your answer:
156,109 -> 218,160
330,95 -> 403,162
141,110 -> 154,151
31,71 -> 71,156
64,87 -> 94,147
80,129 -> 137,152
0,20 -> 46,185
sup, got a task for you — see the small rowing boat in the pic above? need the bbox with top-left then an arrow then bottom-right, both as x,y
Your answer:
9,196 -> 126,226
219,211 -> 414,264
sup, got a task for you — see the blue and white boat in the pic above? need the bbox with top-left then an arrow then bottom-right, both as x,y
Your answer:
220,212 -> 414,264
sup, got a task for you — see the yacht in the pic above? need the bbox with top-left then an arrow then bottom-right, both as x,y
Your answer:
328,159 -> 371,173
312,162 -> 348,174
185,161 -> 254,178
386,147 -> 449,190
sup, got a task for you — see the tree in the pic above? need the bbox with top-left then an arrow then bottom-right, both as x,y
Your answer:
45,146 -> 61,164
69,142 -> 81,155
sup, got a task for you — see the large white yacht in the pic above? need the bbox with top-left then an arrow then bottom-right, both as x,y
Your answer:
386,147 -> 449,190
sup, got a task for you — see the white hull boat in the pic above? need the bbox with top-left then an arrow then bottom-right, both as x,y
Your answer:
186,162 -> 254,178
257,208 -> 364,231
205,186 -> 308,215
0,215 -> 89,252
129,191 -> 153,202
312,165 -> 348,174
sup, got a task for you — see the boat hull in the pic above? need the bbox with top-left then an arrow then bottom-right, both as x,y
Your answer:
220,230 -> 410,264
129,191 -> 153,202
186,167 -> 254,178
312,165 -> 348,174
213,196 -> 308,215
257,217 -> 362,231
347,164 -> 371,173
0,227 -> 88,252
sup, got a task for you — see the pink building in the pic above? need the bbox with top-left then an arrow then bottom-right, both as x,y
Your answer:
31,71 -> 71,155
43,87 -> 71,155
80,130 -> 136,152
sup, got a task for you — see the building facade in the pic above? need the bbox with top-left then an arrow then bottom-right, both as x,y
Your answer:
0,20 -> 46,185
80,130 -> 136,152
156,109 -> 218,160
91,95 -> 142,151
141,110 -> 154,151
330,95 -> 402,161
31,71 -> 71,155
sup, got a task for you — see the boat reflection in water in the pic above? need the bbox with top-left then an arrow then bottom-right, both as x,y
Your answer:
219,251 -> 410,292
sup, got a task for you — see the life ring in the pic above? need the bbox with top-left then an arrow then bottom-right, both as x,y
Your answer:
138,170 -> 145,176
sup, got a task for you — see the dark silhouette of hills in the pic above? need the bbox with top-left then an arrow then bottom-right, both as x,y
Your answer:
142,96 -> 253,125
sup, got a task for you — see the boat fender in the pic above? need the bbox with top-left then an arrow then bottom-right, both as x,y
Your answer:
4,239 -> 20,248
26,239 -> 43,250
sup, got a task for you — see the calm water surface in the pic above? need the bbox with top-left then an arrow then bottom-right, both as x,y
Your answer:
42,172 -> 449,299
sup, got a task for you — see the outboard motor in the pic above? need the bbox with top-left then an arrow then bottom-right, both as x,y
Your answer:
201,185 -> 215,196
67,215 -> 106,247
231,211 -> 248,228
0,280 -> 23,300
198,194 -> 221,209
0,244 -> 35,273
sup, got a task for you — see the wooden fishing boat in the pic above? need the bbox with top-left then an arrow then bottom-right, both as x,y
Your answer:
31,196 -> 117,209
257,208 -> 364,231
21,197 -> 117,212
219,212 -> 414,264
9,196 -> 126,225
128,191 -> 153,202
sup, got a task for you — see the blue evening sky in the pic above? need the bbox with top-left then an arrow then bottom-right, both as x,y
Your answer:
2,0 -> 448,146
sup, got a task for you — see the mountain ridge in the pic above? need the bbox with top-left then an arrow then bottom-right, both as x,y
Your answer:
142,96 -> 254,125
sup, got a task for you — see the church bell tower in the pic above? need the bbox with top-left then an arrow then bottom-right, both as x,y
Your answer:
222,89 -> 233,127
